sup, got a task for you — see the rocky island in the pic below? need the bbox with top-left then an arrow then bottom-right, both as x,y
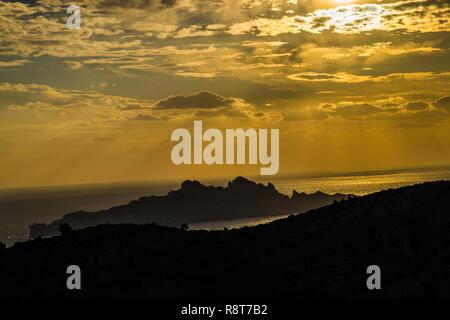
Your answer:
29,177 -> 350,238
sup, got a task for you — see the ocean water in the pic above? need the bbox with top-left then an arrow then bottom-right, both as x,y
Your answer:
190,215 -> 291,231
1,169 -> 450,246
265,169 -> 450,196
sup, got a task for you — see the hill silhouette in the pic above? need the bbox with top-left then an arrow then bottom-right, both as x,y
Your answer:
1,180 -> 450,299
29,176 -> 349,238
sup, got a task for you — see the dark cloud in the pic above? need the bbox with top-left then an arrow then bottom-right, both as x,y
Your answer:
95,0 -> 177,9
194,110 -> 218,117
117,103 -> 143,111
333,103 -> 382,117
131,114 -> 157,121
393,0 -> 449,12
433,96 -> 450,111
382,102 -> 400,108
382,105 -> 401,113
293,74 -> 337,80
3,1 -> 38,5
311,16 -> 331,29
405,101 -> 429,111
155,91 -> 234,109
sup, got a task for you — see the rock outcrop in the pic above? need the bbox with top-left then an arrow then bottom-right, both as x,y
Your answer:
29,177 -> 350,238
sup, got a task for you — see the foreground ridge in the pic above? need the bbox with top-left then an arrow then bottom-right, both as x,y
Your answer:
2,180 -> 450,299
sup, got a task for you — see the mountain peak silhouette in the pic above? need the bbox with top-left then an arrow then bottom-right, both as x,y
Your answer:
179,179 -> 208,194
29,177 -> 351,238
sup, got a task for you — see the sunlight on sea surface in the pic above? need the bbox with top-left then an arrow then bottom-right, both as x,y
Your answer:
264,170 -> 450,196
190,215 -> 291,231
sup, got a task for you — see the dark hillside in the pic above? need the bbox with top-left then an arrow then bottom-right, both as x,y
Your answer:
1,181 -> 450,299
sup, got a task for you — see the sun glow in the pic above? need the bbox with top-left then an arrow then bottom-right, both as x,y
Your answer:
332,0 -> 356,4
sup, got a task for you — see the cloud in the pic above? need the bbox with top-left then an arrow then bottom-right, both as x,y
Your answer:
287,71 -> 450,84
68,0 -> 178,10
116,103 -> 143,111
228,1 -> 449,36
0,82 -> 155,123
173,25 -> 217,38
155,91 -> 235,109
110,0 -> 177,8
433,96 -> 450,111
151,90 -> 271,120
1,0 -> 449,128
130,114 -> 158,121
0,60 -> 30,67
64,61 -> 84,70
405,101 -> 429,111
281,100 -> 404,122
333,103 -> 382,117
292,41 -> 446,75
174,72 -> 217,78
287,72 -> 371,83
279,95 -> 450,125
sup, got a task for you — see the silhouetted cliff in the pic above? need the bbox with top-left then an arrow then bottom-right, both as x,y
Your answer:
29,177 -> 349,238
2,180 -> 450,299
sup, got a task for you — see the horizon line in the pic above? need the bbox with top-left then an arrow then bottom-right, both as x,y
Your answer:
1,164 -> 450,192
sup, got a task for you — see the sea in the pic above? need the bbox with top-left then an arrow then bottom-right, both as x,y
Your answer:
1,168 -> 450,247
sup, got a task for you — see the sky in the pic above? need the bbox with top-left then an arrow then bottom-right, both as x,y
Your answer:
0,0 -> 449,188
